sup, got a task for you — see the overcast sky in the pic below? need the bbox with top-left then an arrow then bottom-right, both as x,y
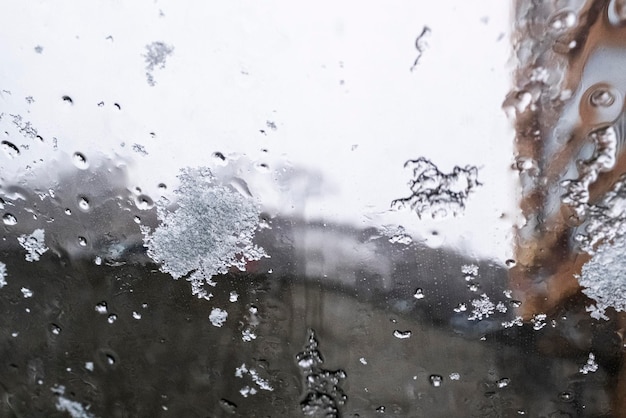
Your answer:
0,0 -> 518,262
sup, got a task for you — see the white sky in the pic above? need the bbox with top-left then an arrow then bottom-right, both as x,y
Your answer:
0,0 -> 519,262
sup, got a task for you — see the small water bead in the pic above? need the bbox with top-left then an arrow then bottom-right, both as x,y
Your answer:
132,311 -> 142,320
3,213 -> 17,225
429,375 -> 443,387
505,259 -> 516,268
393,330 -> 412,339
106,354 -> 116,366
78,197 -> 90,211
50,324 -> 62,335
549,10 -> 576,30
64,208 -> 71,215
107,314 -> 117,324
78,236 -> 87,246
497,378 -> 510,388
61,95 -> 73,104
510,300 -> 522,308
559,391 -> 574,402
133,216 -> 141,224
157,183 -> 167,191
72,152 -> 88,169
590,88 -> 615,107
135,194 -> 154,210
1,141 -> 20,158
95,302 -> 107,314
413,288 -> 425,299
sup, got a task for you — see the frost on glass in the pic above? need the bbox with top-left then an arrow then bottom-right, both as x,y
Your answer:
391,157 -> 481,219
143,41 -> 174,86
296,329 -> 347,417
17,228 -> 48,262
578,234 -> 626,320
0,261 -> 6,288
141,167 -> 268,299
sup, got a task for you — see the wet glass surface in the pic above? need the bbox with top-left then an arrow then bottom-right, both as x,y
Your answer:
1,1 -> 626,417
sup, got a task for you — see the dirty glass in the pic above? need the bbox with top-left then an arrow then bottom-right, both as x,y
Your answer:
1,0 -> 625,416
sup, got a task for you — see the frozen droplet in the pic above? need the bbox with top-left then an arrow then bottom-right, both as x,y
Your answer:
209,308 -> 228,327
132,311 -> 142,320
1,141 -> 20,158
78,236 -> 87,246
213,152 -> 227,165
3,213 -> 17,225
95,301 -> 107,314
413,288 -> 425,299
50,324 -> 61,335
107,314 -> 117,324
72,152 -> 88,169
429,374 -> 443,387
393,330 -> 412,339
590,88 -> 615,107
133,216 -> 141,224
497,377 -> 510,388
78,197 -> 90,211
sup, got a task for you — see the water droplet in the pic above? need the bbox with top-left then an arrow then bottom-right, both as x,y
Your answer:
94,256 -> 102,265
429,374 -> 443,387
157,183 -> 167,191
135,194 -> 154,210
559,391 -> 574,402
590,88 -> 615,107
61,95 -> 73,104
64,208 -> 72,215
50,324 -> 62,335
3,213 -> 17,225
107,314 -> 117,324
113,103 -> 121,110
72,152 -> 88,169
376,406 -> 386,413
219,398 -> 238,414
1,141 -> 20,159
413,288 -> 425,299
97,101 -> 104,107
78,197 -> 90,211
95,302 -> 107,314
510,300 -> 522,308
393,330 -> 412,339
497,377 -> 510,388
78,236 -> 87,246
106,354 -> 116,365
133,216 -> 141,224
213,152 -> 227,165
549,10 -> 576,30
132,311 -> 142,320
505,259 -> 516,268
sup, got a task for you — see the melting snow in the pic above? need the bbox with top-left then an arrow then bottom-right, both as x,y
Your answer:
142,167 -> 268,299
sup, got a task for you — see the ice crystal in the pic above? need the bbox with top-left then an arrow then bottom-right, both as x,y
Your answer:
18,229 -> 48,262
391,157 -> 480,219
209,308 -> 228,327
578,233 -> 626,320
579,353 -> 598,374
468,294 -> 495,321
143,41 -> 174,86
142,167 -> 268,299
